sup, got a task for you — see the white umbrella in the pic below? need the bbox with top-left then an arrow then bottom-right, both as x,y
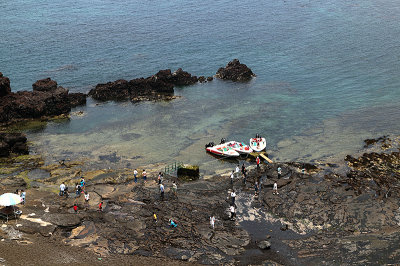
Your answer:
0,193 -> 22,206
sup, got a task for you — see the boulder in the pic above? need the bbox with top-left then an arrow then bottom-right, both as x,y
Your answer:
0,72 -> 11,97
170,68 -> 198,86
42,213 -> 81,227
0,87 -> 71,123
257,240 -> 271,249
216,59 -> 255,82
32,78 -> 58,92
0,133 -> 28,156
68,92 -> 87,107
177,165 -> 200,181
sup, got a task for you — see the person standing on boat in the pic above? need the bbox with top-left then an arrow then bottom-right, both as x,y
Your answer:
134,169 -> 138,183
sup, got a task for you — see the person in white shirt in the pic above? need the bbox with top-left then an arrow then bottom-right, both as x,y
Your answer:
230,171 -> 234,185
84,192 -> 90,202
230,205 -> 236,220
210,216 -> 215,229
134,169 -> 138,183
235,165 -> 240,178
60,182 -> 66,196
230,190 -> 236,205
273,182 -> 279,195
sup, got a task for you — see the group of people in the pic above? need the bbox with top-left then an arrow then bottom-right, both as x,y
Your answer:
157,172 -> 178,201
133,169 -> 147,183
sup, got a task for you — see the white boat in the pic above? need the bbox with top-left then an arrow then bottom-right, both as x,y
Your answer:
250,136 -> 266,152
205,142 -> 240,157
226,141 -> 253,154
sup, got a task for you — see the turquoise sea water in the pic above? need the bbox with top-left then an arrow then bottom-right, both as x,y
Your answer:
2,0 -> 400,172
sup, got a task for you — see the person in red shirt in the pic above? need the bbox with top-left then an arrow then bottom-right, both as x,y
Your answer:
73,204 -> 78,213
99,201 -> 103,212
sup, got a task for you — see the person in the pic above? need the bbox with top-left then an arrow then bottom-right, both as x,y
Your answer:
230,205 -> 236,220
256,156 -> 260,168
99,201 -> 103,212
21,190 -> 26,205
73,204 -> 78,213
157,172 -> 162,184
80,178 -> 86,192
235,165 -> 240,178
230,190 -> 236,205
230,171 -> 234,185
134,169 -> 138,183
273,182 -> 279,195
254,181 -> 259,195
160,183 -> 165,201
210,216 -> 215,229
84,192 -> 90,203
172,181 -> 177,197
277,167 -> 282,179
142,169 -> 147,183
153,212 -> 158,223
76,183 -> 81,197
169,218 -> 177,228
60,182 -> 66,196
241,164 -> 246,176
242,172 -> 247,185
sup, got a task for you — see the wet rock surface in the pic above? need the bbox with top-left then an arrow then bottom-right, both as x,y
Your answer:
216,59 -> 255,82
1,135 -> 400,264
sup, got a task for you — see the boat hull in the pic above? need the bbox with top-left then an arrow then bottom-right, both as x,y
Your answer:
206,144 -> 240,157
250,138 -> 266,152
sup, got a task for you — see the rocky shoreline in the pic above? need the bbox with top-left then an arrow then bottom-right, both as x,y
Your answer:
0,135 -> 399,265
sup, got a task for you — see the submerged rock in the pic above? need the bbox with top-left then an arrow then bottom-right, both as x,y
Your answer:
0,132 -> 28,157
177,164 -> 200,181
216,59 -> 255,82
258,240 -> 271,250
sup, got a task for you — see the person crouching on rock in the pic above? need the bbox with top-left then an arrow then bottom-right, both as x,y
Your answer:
73,204 -> 78,214
169,218 -> 177,228
84,191 -> 89,203
98,201 -> 103,212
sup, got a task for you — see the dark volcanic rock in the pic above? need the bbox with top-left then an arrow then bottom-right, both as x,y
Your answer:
32,78 -> 58,92
0,132 -> 28,157
68,92 -> 87,107
0,87 -> 71,123
258,240 -> 271,249
216,59 -> 255,82
89,68 -> 197,102
43,213 -> 81,227
0,72 -> 11,97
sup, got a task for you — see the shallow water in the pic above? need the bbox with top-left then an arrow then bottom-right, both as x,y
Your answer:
2,0 -> 400,172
